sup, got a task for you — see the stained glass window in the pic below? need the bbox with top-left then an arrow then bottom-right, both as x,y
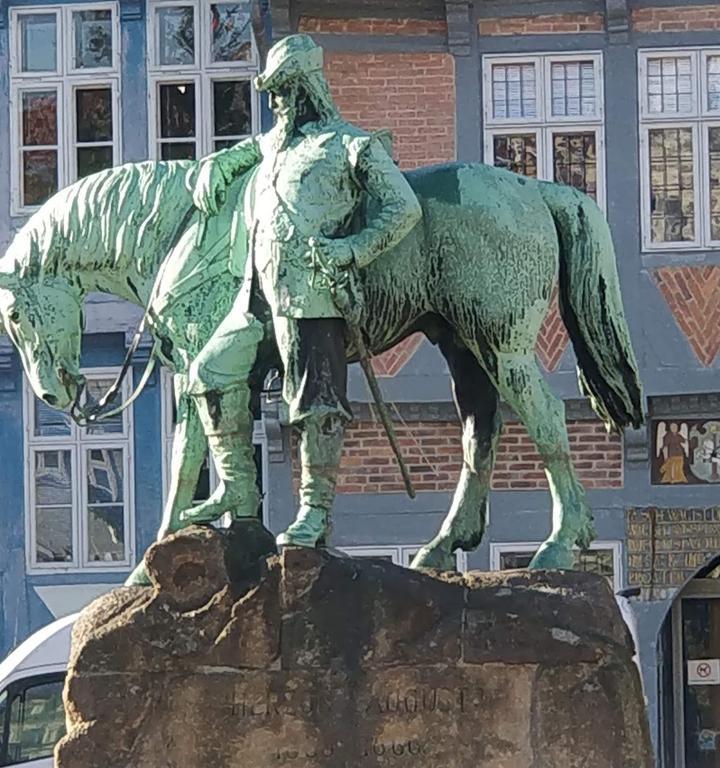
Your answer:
648,127 -> 695,243
72,9 -> 112,69
211,3 -> 253,63
156,6 -> 195,66
646,56 -> 694,114
20,90 -> 59,207
75,87 -> 114,178
491,63 -> 537,119
553,132 -> 597,199
708,56 -> 720,112
709,127 -> 720,241
149,0 -> 257,159
11,6 -> 119,211
492,134 -> 538,177
550,61 -> 596,117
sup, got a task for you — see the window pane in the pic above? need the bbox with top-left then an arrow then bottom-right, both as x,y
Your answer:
160,142 -> 196,160
492,134 -> 537,177
708,56 -> 720,112
83,378 -> 124,434
649,127 -> 695,243
22,150 -> 57,206
34,398 -> 71,437
156,6 -> 195,66
73,9 -> 112,69
76,88 -> 113,142
211,3 -> 252,62
551,61 -> 596,117
23,151 -> 58,206
7,681 -> 65,763
87,505 -> 125,562
553,132 -> 597,199
499,551 -> 534,569
213,80 -> 251,137
710,127 -> 720,241
492,63 -> 537,120
22,91 -> 57,146
86,448 -> 124,504
35,506 -> 73,563
35,450 -> 72,506
159,83 -> 195,138
77,147 -> 114,178
573,548 -> 614,583
19,14 -> 57,73
646,56 -> 694,114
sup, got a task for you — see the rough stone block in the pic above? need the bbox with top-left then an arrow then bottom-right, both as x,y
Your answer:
56,527 -> 653,768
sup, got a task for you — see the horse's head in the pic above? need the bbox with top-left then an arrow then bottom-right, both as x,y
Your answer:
0,265 -> 84,410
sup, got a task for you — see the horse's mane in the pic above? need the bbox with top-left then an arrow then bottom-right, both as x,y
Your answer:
3,161 -> 196,282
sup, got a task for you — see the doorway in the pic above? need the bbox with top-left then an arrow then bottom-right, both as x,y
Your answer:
672,575 -> 720,766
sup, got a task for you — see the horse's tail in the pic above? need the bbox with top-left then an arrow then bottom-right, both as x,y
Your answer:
539,182 -> 644,432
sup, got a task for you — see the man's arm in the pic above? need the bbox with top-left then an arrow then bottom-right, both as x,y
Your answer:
344,136 -> 422,269
193,136 -> 262,215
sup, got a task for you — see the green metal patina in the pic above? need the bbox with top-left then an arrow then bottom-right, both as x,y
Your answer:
0,35 -> 643,583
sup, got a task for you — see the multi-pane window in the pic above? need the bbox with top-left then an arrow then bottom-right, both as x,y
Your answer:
147,1 -> 258,160
160,370 -> 268,521
9,4 -> 120,214
339,546 -> 468,572
489,541 -> 622,591
24,371 -> 133,572
639,49 -> 720,249
483,53 -> 605,207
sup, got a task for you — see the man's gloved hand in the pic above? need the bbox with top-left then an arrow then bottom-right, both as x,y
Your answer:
193,160 -> 227,216
307,237 -> 355,271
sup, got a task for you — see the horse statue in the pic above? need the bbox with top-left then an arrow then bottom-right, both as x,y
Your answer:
0,158 -> 643,582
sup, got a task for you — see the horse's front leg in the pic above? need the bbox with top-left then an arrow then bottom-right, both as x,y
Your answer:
124,374 -> 207,586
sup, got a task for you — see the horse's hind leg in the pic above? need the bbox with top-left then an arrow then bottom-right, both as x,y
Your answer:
411,334 -> 502,571
493,352 -> 595,569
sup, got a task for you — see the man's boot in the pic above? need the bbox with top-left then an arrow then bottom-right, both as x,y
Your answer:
180,386 -> 261,524
277,415 -> 345,548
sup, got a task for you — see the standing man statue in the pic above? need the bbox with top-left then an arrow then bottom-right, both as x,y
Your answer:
186,34 -> 422,548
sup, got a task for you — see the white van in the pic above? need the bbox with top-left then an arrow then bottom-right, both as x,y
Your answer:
0,614 -> 76,767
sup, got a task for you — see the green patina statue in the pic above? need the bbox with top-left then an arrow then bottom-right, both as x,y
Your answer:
0,35 -> 643,585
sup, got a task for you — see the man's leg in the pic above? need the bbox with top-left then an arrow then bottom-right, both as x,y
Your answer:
180,307 -> 264,524
274,316 -> 351,547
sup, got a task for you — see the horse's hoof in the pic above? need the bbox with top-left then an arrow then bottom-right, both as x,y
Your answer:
178,506 -> 222,525
528,540 -> 574,570
124,561 -> 152,587
409,542 -> 456,571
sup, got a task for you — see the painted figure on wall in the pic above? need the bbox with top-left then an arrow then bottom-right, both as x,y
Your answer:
657,421 -> 689,484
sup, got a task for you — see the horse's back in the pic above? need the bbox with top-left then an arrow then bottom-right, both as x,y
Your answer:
407,162 -> 561,344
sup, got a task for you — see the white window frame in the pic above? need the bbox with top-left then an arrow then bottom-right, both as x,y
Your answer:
339,545 -> 468,573
9,3 -> 121,217
482,52 -> 606,211
489,540 -> 623,592
23,367 -> 135,574
147,0 -> 260,161
639,47 -> 720,251
160,370 -> 269,525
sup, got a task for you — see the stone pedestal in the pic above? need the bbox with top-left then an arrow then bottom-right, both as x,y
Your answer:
56,527 -> 653,768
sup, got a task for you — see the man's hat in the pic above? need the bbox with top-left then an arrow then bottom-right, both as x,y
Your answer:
254,34 -> 324,92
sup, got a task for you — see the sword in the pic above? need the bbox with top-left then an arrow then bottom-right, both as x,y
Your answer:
309,240 -> 416,499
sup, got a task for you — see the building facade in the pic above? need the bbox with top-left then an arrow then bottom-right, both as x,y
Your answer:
2,0 -> 720,763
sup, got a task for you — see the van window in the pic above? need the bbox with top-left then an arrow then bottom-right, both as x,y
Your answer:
0,675 -> 65,766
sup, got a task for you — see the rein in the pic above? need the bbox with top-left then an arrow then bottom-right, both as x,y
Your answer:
72,204 -> 198,426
